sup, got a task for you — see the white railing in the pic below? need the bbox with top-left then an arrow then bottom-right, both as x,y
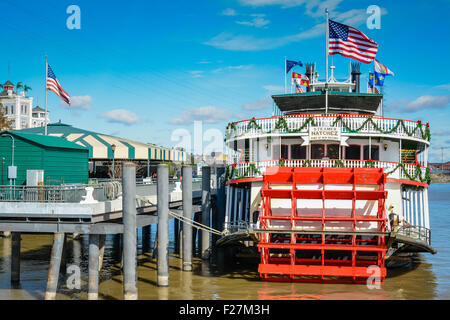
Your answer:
227,159 -> 429,184
226,114 -> 430,143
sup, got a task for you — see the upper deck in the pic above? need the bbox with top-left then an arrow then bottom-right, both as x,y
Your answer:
226,113 -> 430,145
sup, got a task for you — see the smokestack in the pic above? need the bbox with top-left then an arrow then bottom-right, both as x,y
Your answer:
351,62 -> 361,93
305,63 -> 314,92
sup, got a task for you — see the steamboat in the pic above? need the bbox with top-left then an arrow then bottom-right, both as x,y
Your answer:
219,61 -> 436,283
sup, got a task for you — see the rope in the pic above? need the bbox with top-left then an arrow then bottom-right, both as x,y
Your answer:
169,210 -> 224,236
134,195 -> 224,237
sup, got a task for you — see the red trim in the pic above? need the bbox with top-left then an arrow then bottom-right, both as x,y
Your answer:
227,177 -> 429,187
387,178 -> 428,187
226,177 -> 263,185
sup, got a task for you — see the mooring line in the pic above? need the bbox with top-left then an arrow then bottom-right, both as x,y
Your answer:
168,210 -> 224,236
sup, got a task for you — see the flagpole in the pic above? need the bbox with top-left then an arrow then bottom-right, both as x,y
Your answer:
284,56 -> 287,94
325,8 -> 329,114
44,55 -> 48,136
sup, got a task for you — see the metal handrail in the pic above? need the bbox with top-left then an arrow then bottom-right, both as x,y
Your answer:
396,224 -> 431,245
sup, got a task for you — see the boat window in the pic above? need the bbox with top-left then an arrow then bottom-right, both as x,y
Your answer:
327,144 -> 340,159
311,144 -> 325,159
291,144 -> 306,159
363,145 -> 380,161
345,145 -> 361,160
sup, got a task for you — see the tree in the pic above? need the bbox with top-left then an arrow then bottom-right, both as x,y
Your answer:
24,85 -> 32,96
15,82 -> 23,93
0,103 -> 14,131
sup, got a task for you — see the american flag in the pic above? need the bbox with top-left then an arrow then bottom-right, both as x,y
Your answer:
295,83 -> 305,93
47,64 -> 70,105
328,20 -> 378,64
367,81 -> 380,94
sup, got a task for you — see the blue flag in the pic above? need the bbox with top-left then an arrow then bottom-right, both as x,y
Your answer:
369,72 -> 385,87
368,73 -> 375,87
286,60 -> 303,73
374,72 -> 385,86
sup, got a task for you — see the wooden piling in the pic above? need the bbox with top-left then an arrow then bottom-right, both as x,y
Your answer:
45,232 -> 65,300
182,165 -> 192,271
11,232 -> 21,283
122,162 -> 138,300
157,164 -> 169,286
98,234 -> 106,272
201,166 -> 211,259
88,234 -> 100,300
213,167 -> 226,246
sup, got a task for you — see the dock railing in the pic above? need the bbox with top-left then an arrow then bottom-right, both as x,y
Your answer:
0,179 -> 204,203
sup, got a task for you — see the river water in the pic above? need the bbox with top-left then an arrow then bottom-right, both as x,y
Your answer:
0,183 -> 449,300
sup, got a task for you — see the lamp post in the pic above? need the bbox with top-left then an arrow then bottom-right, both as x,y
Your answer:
111,144 -> 116,179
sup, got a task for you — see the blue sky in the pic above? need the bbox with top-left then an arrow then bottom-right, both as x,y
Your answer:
0,0 -> 449,161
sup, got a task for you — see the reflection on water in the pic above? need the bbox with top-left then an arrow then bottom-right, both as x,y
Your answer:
0,183 -> 449,300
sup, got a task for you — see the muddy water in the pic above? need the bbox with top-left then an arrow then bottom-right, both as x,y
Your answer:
0,183 -> 449,300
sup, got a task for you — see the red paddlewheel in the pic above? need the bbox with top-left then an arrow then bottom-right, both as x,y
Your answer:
258,167 -> 388,283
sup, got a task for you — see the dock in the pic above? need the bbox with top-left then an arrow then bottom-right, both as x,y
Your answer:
0,163 -> 226,300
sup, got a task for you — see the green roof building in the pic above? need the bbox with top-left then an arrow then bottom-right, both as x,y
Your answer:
0,131 -> 89,185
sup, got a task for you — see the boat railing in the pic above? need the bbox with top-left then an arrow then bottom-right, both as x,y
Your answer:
396,224 -> 431,246
226,113 -> 430,143
227,159 -> 429,184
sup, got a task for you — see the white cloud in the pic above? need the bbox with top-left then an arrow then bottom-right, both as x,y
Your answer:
243,97 -> 271,110
239,0 -> 343,15
62,95 -> 92,110
212,65 -> 251,73
236,15 -> 270,28
436,84 -> 450,90
263,85 -> 284,92
170,106 -> 231,125
207,4 -> 386,51
222,8 -> 237,16
100,109 -> 139,125
189,70 -> 204,78
403,95 -> 450,112
433,129 -> 450,136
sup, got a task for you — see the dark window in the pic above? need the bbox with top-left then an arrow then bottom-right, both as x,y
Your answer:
281,144 -> 289,159
244,139 -> 250,161
291,144 -> 306,159
363,145 -> 380,161
327,144 -> 340,159
345,145 -> 361,160
311,144 -> 325,159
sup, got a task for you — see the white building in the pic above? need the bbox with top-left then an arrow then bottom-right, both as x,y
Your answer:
0,80 -> 50,130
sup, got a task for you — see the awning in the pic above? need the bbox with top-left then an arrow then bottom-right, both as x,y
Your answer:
272,91 -> 382,115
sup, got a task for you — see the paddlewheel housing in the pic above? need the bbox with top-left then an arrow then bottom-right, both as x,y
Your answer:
258,167 -> 388,283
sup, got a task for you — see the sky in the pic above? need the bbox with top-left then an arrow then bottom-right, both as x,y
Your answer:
0,0 -> 449,161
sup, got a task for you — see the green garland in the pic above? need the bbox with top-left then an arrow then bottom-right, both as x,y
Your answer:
226,163 -> 262,180
227,116 -> 317,138
385,163 -> 431,184
332,116 -> 431,141
226,161 -> 431,184
227,115 -> 431,141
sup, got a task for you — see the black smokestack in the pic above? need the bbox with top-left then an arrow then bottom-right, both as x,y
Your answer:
351,62 -> 361,93
305,63 -> 314,92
